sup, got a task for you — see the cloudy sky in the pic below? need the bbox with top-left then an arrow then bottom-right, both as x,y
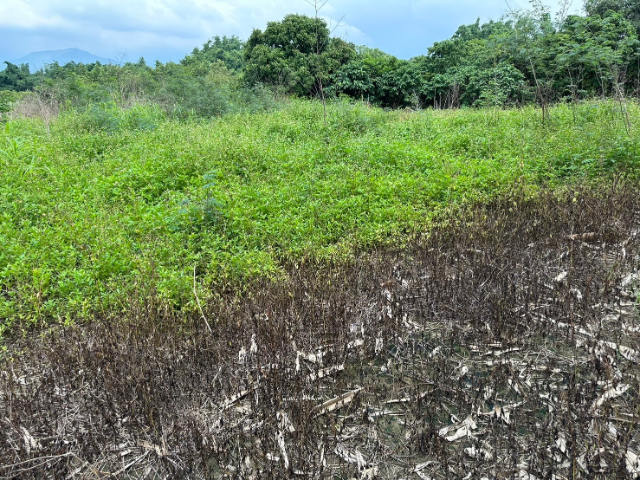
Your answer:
0,0 -> 582,64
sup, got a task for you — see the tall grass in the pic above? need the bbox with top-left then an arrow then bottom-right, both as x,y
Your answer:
1,99 -> 638,334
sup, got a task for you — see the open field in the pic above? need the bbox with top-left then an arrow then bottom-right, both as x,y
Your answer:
1,186 -> 640,478
3,2 -> 640,477
2,100 -> 640,478
1,100 -> 640,334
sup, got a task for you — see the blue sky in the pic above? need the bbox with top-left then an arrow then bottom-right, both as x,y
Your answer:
0,0 -> 582,64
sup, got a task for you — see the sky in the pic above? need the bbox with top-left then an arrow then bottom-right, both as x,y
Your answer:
0,0 -> 583,64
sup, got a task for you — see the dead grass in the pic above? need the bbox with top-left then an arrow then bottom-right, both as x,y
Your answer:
2,183 -> 640,479
9,91 -> 60,131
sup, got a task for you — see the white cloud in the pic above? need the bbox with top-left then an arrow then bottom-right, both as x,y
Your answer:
0,0 -> 68,29
0,0 -> 584,62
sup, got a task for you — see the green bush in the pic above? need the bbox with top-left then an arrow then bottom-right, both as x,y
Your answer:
0,91 -> 23,117
61,102 -> 164,133
1,99 -> 639,335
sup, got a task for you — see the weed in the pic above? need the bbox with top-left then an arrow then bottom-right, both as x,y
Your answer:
0,99 -> 639,332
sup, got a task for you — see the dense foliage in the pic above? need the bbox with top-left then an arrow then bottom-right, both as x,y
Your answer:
181,35 -> 245,71
244,14 -> 355,97
2,1 -> 640,335
1,99 -> 639,334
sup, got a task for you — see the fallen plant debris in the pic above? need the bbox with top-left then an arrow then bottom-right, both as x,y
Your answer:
2,184 -> 640,479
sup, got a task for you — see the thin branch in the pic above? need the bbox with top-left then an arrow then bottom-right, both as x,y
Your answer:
1,452 -> 74,475
193,265 -> 212,333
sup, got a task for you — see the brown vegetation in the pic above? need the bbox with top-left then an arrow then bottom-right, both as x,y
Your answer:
2,184 -> 640,479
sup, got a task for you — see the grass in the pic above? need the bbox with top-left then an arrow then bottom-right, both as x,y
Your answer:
1,98 -> 639,334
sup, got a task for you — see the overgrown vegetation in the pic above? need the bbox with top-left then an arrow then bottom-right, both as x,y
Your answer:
1,100 -> 638,335
2,1 -> 640,477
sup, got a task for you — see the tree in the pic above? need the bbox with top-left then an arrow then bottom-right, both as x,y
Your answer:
331,48 -> 425,108
0,62 -> 36,91
243,14 -> 355,97
181,36 -> 245,71
552,13 -> 639,97
585,0 -> 640,31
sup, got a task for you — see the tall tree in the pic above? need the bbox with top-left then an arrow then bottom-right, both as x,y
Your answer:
243,14 -> 355,97
181,36 -> 245,71
585,0 -> 640,31
0,62 -> 36,91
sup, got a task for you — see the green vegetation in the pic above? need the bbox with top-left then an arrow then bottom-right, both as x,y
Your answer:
244,14 -> 355,98
1,99 -> 639,335
2,1 -> 640,337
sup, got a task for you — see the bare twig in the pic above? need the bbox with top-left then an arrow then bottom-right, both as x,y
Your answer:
193,265 -> 212,333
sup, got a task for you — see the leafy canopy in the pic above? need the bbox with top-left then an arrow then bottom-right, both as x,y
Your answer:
243,14 -> 355,97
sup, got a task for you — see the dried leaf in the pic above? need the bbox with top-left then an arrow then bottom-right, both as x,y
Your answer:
314,388 -> 362,416
591,383 -> 630,411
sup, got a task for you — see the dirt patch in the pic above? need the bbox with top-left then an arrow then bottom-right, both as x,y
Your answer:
2,184 -> 640,479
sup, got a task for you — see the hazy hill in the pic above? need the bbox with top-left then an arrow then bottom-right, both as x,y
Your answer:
6,48 -> 119,72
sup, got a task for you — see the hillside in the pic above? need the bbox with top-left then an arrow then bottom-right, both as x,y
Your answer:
7,48 -> 118,72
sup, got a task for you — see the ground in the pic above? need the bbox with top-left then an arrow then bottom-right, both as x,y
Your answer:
2,185 -> 640,479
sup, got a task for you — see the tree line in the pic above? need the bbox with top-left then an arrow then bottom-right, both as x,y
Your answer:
1,0 -> 639,117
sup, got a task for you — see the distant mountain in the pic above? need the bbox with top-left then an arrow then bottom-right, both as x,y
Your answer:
6,48 -> 120,72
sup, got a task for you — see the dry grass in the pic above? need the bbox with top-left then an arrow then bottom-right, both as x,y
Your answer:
9,91 -> 60,130
2,184 -> 640,479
